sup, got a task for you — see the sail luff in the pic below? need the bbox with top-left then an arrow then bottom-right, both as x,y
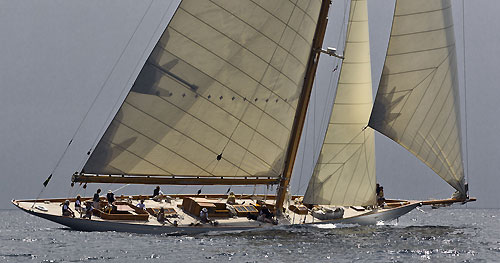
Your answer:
303,0 -> 376,206
368,0 -> 466,195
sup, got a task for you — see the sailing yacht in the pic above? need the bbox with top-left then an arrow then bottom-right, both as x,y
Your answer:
13,0 -> 474,234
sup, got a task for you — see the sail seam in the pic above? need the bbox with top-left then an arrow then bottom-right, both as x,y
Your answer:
148,61 -> 292,135
382,67 -> 436,76
413,80 -> 454,156
387,44 -> 454,57
166,27 -> 304,107
394,5 -> 451,17
121,101 -> 275,175
402,49 -> 454,148
102,137 -> 173,175
150,47 -> 295,131
198,1 -> 311,67
230,2 -> 320,179
420,98 -> 455,163
175,6 -> 308,75
249,0 -> 321,28
340,144 -> 364,204
391,24 -> 454,37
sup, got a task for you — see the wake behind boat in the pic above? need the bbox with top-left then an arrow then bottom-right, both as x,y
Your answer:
14,0 -> 475,233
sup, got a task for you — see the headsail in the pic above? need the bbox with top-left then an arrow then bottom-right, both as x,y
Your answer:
304,0 -> 376,206
83,0 -> 323,182
368,0 -> 466,194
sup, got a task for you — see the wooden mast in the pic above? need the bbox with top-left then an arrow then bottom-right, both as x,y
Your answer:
275,0 -> 331,214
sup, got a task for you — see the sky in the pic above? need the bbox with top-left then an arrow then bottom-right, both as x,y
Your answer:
0,0 -> 498,209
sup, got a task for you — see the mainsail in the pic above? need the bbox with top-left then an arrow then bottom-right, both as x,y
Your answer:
368,0 -> 466,194
83,0 -> 323,182
304,0 -> 376,206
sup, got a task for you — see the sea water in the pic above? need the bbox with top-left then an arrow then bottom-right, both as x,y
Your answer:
0,208 -> 499,262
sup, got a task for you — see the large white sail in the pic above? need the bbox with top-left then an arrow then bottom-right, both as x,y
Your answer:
368,0 -> 466,194
304,0 -> 376,206
83,0 -> 323,179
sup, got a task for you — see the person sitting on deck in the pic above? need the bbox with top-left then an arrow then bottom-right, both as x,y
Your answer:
93,188 -> 101,210
84,201 -> 92,219
199,207 -> 210,224
106,190 -> 115,205
62,200 -> 75,217
136,199 -> 146,210
153,186 -> 164,201
74,195 -> 83,216
157,207 -> 166,224
226,192 -> 236,205
257,205 -> 274,223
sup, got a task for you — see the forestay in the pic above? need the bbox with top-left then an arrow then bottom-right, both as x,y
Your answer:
84,0 -> 322,179
304,0 -> 376,206
368,0 -> 466,194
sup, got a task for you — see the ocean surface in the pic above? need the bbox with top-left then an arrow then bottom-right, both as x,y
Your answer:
0,207 -> 499,262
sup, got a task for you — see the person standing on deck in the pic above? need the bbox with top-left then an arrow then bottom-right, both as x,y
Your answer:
377,186 -> 385,206
93,189 -> 101,210
74,195 -> 82,216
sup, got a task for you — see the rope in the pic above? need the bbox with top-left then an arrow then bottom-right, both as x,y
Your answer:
32,1 -> 165,204
461,0 -> 470,194
112,184 -> 130,193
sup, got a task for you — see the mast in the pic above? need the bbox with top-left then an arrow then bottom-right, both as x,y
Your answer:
275,0 -> 331,214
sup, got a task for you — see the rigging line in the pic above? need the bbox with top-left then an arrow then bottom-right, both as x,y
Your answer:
313,0 -> 348,156
300,0 -> 349,196
112,184 -> 130,193
84,0 -> 175,167
296,112 -> 309,194
462,0 -> 470,189
313,67 -> 317,161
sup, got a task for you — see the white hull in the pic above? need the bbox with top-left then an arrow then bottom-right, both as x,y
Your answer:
12,197 -> 423,234
311,202 -> 421,226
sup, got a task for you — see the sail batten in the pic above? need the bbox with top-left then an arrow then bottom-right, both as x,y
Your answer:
304,0 -> 376,206
369,0 -> 465,194
83,0 -> 323,181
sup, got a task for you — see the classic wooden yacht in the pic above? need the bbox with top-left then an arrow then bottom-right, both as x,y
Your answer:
14,0 -> 474,234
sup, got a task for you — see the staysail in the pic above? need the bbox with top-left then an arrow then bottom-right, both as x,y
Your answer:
368,0 -> 466,194
304,0 -> 376,206
82,0 -> 323,182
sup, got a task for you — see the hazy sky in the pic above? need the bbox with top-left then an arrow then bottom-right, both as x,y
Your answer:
1,0 -> 498,209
